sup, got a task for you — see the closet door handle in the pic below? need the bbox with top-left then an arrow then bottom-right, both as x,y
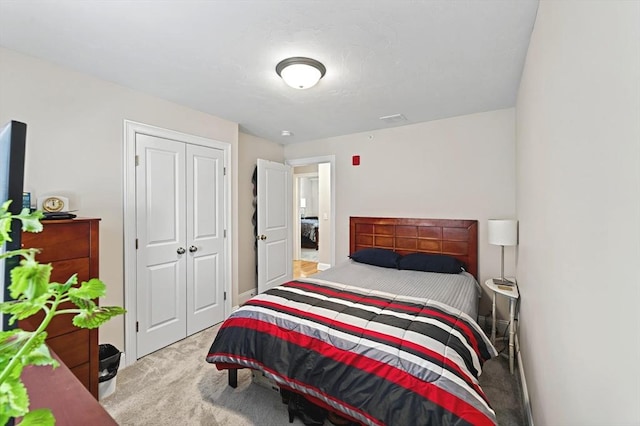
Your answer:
177,247 -> 186,255
258,235 -> 267,240
189,245 -> 198,253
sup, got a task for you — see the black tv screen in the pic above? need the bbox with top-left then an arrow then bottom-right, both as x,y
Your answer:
0,120 -> 27,329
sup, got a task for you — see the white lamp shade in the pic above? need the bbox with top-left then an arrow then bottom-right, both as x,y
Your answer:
488,219 -> 518,246
280,63 -> 322,89
300,198 -> 306,208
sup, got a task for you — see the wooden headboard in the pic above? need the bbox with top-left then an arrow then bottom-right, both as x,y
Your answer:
349,217 -> 479,279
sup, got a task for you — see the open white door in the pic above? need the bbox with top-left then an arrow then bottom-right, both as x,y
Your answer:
257,159 -> 293,293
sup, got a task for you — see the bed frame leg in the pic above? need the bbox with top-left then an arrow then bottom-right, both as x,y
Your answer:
228,368 -> 238,388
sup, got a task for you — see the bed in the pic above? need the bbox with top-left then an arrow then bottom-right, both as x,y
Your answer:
301,216 -> 319,249
206,217 -> 497,425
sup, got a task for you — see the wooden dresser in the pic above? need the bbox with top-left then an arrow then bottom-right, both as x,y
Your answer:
19,218 -> 101,398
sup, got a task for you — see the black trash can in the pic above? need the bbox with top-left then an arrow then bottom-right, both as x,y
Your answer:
98,344 -> 121,399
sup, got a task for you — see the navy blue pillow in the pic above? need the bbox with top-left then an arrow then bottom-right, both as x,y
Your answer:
397,253 -> 464,274
349,248 -> 401,269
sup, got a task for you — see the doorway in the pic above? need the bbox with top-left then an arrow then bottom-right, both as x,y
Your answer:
287,156 -> 335,279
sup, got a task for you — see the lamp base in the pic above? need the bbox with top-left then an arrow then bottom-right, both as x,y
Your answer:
492,277 -> 515,286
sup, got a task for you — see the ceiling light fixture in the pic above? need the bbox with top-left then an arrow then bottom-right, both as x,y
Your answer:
276,57 -> 326,90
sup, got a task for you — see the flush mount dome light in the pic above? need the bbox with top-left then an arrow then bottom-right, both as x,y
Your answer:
276,57 -> 326,89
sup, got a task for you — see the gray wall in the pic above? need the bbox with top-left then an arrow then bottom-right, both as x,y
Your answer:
237,132 -> 284,302
285,108 -> 517,317
516,1 -> 640,424
0,47 -> 239,351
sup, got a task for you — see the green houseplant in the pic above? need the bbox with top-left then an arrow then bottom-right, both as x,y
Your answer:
0,200 -> 125,425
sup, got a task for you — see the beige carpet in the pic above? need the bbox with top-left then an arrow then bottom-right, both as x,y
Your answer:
100,324 -> 302,425
101,324 -> 524,425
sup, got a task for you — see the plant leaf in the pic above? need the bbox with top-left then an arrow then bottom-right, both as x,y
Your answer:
0,203 -> 43,245
15,331 -> 59,367
73,306 -> 126,329
68,278 -> 106,300
0,329 -> 22,346
0,412 -> 10,426
19,407 -> 55,426
49,273 -> 77,295
0,201 -> 14,244
0,375 -> 29,420
17,209 -> 44,234
9,261 -> 52,300
20,342 -> 58,368
68,296 -> 95,311
0,330 -> 31,356
0,295 -> 50,324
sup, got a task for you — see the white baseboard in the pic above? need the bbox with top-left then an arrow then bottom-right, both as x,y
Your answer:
238,289 -> 256,306
317,262 -> 331,271
515,334 -> 534,426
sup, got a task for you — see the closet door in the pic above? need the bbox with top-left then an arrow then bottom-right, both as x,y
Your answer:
186,144 -> 225,335
135,135 -> 226,357
136,134 -> 187,357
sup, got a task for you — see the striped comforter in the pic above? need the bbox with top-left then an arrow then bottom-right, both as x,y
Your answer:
206,278 -> 498,426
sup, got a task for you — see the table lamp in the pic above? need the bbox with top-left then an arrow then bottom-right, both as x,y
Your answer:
488,219 -> 518,285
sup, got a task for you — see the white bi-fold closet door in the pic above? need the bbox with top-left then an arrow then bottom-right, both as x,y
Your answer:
135,133 -> 225,358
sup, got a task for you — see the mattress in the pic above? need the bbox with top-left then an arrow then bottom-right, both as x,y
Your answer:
312,259 -> 481,319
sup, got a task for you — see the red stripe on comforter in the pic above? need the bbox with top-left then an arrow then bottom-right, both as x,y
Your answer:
284,280 -> 486,359
247,297 -> 486,399
217,316 -> 495,426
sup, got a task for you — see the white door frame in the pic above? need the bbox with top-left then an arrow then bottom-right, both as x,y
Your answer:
293,171 -> 319,260
286,155 -> 336,269
123,120 -> 232,366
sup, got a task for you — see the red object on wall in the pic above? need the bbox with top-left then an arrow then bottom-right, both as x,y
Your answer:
352,155 -> 360,166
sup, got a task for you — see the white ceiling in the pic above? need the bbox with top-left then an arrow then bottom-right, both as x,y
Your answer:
0,0 -> 539,145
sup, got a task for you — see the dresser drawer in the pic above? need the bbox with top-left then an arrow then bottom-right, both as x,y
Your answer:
22,222 -> 91,263
48,329 -> 90,369
49,258 -> 90,284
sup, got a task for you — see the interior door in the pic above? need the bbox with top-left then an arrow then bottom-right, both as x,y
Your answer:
257,159 -> 293,293
135,134 -> 187,357
136,134 -> 225,357
186,144 -> 225,335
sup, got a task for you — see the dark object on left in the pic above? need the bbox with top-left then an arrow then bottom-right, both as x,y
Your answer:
1,120 -> 27,331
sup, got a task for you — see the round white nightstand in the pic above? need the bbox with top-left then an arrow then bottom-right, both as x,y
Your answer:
485,278 -> 519,374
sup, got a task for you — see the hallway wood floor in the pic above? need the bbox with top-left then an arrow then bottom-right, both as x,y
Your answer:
293,260 -> 318,278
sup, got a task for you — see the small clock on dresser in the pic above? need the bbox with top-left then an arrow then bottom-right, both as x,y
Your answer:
38,195 -> 69,212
